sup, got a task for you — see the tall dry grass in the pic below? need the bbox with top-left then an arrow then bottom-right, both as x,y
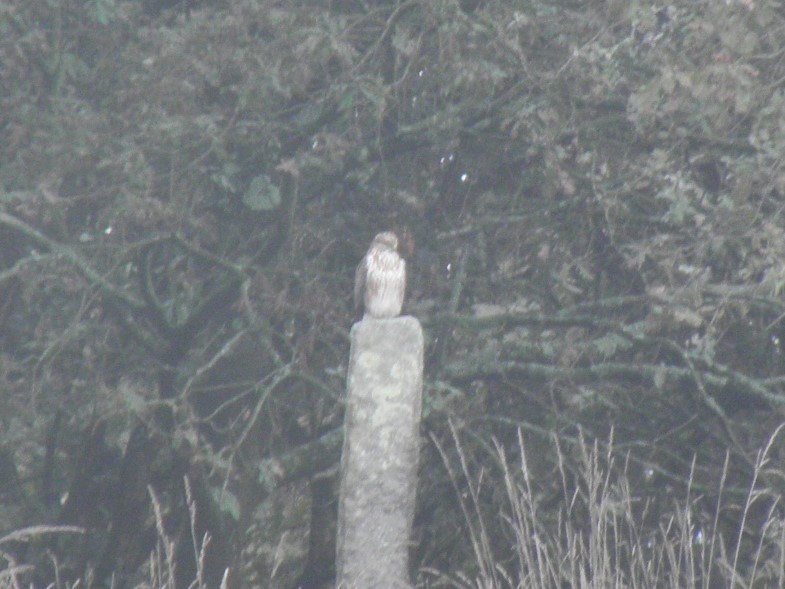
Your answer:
0,478 -> 228,589
427,422 -> 785,589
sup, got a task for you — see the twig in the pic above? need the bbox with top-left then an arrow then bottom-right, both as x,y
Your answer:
0,212 -> 144,311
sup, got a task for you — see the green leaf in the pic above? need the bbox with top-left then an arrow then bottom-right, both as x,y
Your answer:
243,175 -> 281,211
594,333 -> 631,358
210,488 -> 241,521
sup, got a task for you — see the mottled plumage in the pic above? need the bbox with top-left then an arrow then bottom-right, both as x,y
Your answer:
354,231 -> 406,319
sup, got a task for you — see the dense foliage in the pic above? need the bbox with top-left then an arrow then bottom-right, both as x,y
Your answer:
2,0 -> 785,586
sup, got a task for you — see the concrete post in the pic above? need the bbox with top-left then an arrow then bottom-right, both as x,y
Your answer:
335,316 -> 424,589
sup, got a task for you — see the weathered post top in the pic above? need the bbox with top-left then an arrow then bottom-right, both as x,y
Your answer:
335,316 -> 424,589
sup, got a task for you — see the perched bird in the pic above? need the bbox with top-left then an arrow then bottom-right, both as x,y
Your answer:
354,231 -> 406,319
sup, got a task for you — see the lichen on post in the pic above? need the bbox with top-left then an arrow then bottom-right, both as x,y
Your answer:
335,316 -> 424,589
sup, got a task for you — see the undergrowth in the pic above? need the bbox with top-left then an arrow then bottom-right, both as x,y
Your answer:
427,423 -> 785,589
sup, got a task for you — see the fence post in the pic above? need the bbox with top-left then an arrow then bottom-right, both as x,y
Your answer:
335,316 -> 424,589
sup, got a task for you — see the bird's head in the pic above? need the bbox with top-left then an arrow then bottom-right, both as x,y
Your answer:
372,231 -> 399,252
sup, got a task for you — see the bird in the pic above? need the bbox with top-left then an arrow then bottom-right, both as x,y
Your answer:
354,231 -> 406,319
